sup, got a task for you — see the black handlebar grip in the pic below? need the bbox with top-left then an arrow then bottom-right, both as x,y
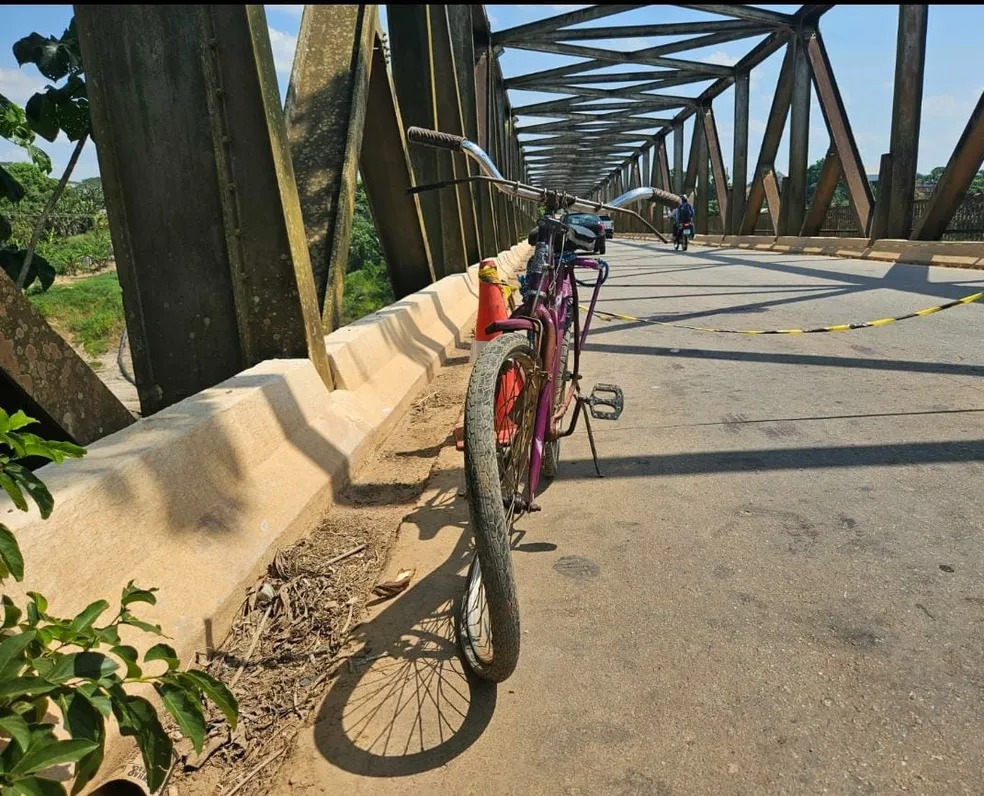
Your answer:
407,126 -> 466,152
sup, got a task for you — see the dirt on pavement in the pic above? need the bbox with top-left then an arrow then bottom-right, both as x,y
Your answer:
167,344 -> 471,796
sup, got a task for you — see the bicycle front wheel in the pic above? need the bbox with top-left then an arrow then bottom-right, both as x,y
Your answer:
460,333 -> 541,682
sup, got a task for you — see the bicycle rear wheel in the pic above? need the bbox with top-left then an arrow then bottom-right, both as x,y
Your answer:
460,333 -> 541,682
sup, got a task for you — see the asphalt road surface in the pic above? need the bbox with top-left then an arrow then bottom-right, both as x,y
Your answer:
275,241 -> 984,795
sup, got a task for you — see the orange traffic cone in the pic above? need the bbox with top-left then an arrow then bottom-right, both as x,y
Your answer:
471,259 -> 510,362
468,259 -> 522,446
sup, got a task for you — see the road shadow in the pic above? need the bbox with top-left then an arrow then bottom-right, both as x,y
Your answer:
310,466 -> 497,777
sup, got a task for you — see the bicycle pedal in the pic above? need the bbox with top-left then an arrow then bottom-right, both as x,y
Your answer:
585,383 -> 624,420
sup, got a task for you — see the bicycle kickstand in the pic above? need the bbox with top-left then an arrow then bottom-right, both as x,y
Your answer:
580,402 -> 604,478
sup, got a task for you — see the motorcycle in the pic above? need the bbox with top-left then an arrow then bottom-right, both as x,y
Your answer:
673,220 -> 694,251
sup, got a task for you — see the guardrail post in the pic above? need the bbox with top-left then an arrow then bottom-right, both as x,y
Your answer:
77,4 -> 331,415
449,4 -> 497,259
429,5 -> 481,266
703,105 -> 729,228
739,43 -> 793,235
886,5 -> 928,239
781,34 -> 811,236
695,110 -> 710,234
806,29 -> 873,236
359,27 -> 436,298
285,4 -> 375,331
911,91 -> 984,241
673,123 -> 684,194
389,4 -> 468,278
729,71 -> 749,235
0,276 -> 134,443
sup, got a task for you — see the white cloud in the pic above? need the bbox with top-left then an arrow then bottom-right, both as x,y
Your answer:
0,67 -> 45,107
922,93 -> 979,120
265,4 -> 303,16
704,51 -> 739,67
268,27 -> 298,77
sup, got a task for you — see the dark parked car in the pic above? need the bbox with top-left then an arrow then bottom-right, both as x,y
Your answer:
566,212 -> 607,255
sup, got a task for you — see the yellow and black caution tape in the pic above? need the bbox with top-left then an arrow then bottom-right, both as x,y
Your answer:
581,291 -> 984,335
479,263 -> 517,311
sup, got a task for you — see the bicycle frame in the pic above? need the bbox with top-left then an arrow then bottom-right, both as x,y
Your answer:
486,239 -> 605,503
405,126 -> 680,509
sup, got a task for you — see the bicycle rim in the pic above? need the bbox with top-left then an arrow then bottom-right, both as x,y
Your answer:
460,333 -> 540,681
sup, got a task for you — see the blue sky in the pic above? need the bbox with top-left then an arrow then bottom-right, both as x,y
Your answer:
1,4 -> 981,186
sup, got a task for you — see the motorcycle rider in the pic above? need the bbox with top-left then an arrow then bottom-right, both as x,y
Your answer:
671,195 -> 695,244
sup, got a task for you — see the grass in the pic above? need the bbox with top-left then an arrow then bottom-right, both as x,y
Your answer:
29,271 -> 125,359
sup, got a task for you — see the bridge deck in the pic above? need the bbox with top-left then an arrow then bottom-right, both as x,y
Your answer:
273,240 -> 984,794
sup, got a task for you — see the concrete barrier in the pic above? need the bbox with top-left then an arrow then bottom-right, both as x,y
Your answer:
2,241 -> 532,790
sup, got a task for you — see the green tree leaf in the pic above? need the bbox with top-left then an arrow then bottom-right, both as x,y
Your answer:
176,670 -> 238,730
0,164 -> 26,204
8,776 -> 68,796
109,645 -> 141,679
4,464 -> 53,519
0,713 -> 31,750
24,91 -> 59,143
155,682 -> 206,754
35,652 -> 118,684
68,600 -> 109,635
26,593 -> 47,615
0,524 -> 25,581
13,435 -> 85,464
119,612 -> 162,637
0,472 -> 29,511
10,736 -> 99,776
109,690 -> 173,793
143,643 -> 178,672
0,677 -> 57,700
2,595 -> 23,629
121,582 -> 157,608
0,629 -> 36,673
75,683 -> 111,719
6,411 -> 33,432
55,690 -> 105,795
12,31 -> 79,83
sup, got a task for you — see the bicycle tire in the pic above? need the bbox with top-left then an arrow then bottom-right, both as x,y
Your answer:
459,333 -> 539,683
542,323 -> 572,478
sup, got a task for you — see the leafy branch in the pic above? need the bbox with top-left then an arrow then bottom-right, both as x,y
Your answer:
1,18 -> 91,293
0,410 -> 238,793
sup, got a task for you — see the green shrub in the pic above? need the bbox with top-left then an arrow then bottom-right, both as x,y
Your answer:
342,260 -> 394,325
37,227 -> 112,276
0,410 -> 238,793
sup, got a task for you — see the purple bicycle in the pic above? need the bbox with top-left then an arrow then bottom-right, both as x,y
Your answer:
407,127 -> 679,682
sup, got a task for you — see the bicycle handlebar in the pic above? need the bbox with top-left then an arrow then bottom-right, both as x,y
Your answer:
405,126 -> 681,219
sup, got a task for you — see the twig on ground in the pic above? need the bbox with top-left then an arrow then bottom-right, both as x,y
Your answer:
222,746 -> 289,796
326,543 -> 367,566
230,603 -> 273,689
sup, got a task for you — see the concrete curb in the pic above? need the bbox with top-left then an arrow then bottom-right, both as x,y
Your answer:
616,232 -> 984,270
3,241 -> 531,789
